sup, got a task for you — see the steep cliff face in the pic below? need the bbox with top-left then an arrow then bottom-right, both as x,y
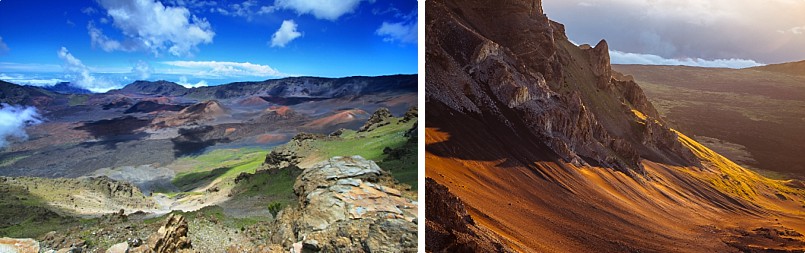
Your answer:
426,0 -> 696,174
426,0 -> 805,252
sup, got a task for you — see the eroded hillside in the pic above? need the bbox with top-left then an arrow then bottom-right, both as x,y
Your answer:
425,0 -> 805,252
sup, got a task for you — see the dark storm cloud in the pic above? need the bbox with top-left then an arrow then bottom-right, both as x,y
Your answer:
543,0 -> 805,66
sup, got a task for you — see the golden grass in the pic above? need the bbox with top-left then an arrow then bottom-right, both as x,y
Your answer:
674,129 -> 805,213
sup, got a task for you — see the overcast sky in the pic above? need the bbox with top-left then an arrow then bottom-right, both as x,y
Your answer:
543,0 -> 805,68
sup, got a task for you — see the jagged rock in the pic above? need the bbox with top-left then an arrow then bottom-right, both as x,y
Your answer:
129,214 -> 193,253
426,0 -> 700,174
358,108 -> 393,132
263,150 -> 299,170
401,106 -> 418,123
0,238 -> 39,253
583,40 -> 612,90
269,156 -> 417,252
291,132 -> 324,142
611,74 -> 660,119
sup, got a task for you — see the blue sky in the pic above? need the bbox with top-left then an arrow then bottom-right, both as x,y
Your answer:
0,0 -> 417,92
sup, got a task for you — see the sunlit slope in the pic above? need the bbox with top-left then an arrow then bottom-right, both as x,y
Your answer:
427,119 -> 805,252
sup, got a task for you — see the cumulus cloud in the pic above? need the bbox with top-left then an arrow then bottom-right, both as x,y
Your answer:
543,0 -> 805,64
94,0 -> 215,56
0,36 -> 9,54
57,47 -> 117,93
610,50 -> 762,69
376,20 -> 417,44
131,60 -> 153,80
274,0 -> 370,21
177,76 -> 208,88
88,22 -> 138,52
162,60 -> 286,78
0,103 -> 43,149
270,20 -> 302,48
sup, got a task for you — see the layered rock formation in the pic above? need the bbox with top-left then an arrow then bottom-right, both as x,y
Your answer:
427,0 -> 697,174
426,0 -> 805,252
267,156 -> 417,252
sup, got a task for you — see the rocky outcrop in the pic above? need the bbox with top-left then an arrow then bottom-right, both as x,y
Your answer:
263,150 -> 300,170
425,178 -> 511,252
611,73 -> 660,120
402,106 -> 418,123
426,0 -> 700,173
583,40 -> 612,90
267,156 -> 417,252
129,214 -> 194,253
358,108 -> 393,132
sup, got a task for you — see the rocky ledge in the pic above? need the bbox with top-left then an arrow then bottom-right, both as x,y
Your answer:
268,155 -> 418,252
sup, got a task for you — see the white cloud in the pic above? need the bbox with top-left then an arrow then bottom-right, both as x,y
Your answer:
376,20 -> 417,44
610,50 -> 763,69
94,0 -> 215,56
177,76 -> 208,88
88,22 -> 137,52
57,47 -> 119,92
274,0 -> 370,21
782,25 -> 805,34
270,20 -> 302,48
132,60 -> 153,80
0,73 -> 65,86
162,60 -> 286,78
82,7 -> 98,15
0,36 -> 8,54
0,103 -> 43,149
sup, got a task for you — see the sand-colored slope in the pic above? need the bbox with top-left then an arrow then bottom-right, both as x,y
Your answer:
427,112 -> 805,252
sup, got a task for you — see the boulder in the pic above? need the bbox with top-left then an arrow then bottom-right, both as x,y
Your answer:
270,156 -> 417,252
0,238 -> 39,253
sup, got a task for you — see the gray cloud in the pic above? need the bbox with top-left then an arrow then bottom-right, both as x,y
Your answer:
543,0 -> 805,64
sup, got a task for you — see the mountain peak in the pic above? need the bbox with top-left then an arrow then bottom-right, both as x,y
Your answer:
114,80 -> 187,96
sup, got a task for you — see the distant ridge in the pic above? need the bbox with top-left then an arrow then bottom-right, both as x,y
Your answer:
42,82 -> 92,94
749,60 -> 805,77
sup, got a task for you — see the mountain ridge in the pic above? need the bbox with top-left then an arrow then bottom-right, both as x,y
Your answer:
425,0 -> 805,252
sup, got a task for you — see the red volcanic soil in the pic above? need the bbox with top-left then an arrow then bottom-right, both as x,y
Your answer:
302,109 -> 369,130
266,106 -> 292,117
237,96 -> 270,106
153,100 -> 227,128
254,133 -> 285,144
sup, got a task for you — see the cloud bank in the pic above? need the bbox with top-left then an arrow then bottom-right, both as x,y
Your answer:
93,0 -> 215,56
0,103 -> 43,149
162,61 -> 286,78
270,20 -> 302,47
610,50 -> 762,69
543,0 -> 805,64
